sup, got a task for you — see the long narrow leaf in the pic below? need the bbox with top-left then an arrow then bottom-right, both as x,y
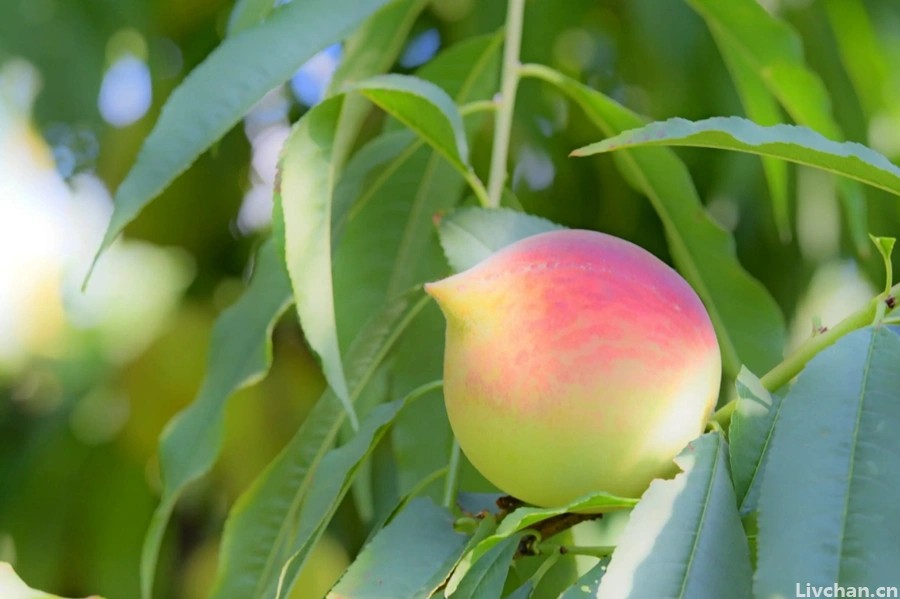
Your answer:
574,116 -> 900,198
715,42 -> 790,240
227,0 -> 276,36
349,74 -> 474,180
328,0 -> 429,174
328,498 -> 471,599
728,367 -> 783,516
92,0 -> 392,268
330,34 -> 502,495
139,239 -> 291,599
278,95 -> 356,427
598,433 -> 752,598
755,327 -> 900,595
275,381 -> 443,599
522,64 -> 785,375
686,0 -> 869,253
210,291 -> 428,599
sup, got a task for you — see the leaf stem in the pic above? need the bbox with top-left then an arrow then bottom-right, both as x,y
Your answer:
443,439 -> 462,509
711,281 -> 900,429
486,0 -> 526,208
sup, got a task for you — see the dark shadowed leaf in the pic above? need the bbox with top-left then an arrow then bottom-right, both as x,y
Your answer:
93,0 -> 393,267
755,327 -> 900,595
597,433 -> 752,599
523,64 -> 785,376
139,239 -> 291,599
328,498 -> 470,599
437,206 -> 563,272
729,367 -> 783,516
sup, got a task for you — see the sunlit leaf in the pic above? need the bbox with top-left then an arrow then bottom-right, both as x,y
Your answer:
0,563 -> 103,599
278,95 -> 356,427
755,327 -> 900,595
140,239 -> 291,599
597,433 -> 752,599
92,0 -> 393,268
574,116 -> 900,198
327,498 -> 470,599
523,63 -> 785,375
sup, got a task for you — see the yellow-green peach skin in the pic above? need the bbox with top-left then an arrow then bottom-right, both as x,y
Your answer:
425,230 -> 721,507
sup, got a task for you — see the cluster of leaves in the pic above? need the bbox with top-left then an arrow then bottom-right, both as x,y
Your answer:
74,0 -> 900,597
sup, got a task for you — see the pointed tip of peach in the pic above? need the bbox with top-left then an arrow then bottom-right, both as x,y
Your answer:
424,276 -> 464,319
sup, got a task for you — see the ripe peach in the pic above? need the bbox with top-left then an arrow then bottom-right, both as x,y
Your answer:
425,229 -> 720,506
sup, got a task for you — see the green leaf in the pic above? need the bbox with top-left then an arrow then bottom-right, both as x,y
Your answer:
729,367 -> 783,516
210,291 -> 429,599
558,559 -> 608,599
755,327 -> 900,595
327,0 -> 429,173
448,533 -> 521,599
597,433 -> 752,598
824,0 -> 890,116
139,239 -> 291,599
437,206 -> 564,272
685,0 -> 869,254
328,0 -> 428,96
327,498 -> 471,599
274,380 -> 443,599
870,234 -> 896,294
348,74 -> 488,203
92,0 -> 393,268
715,41 -> 790,241
226,0 -> 276,36
468,491 -> 638,563
574,116 -> 900,198
278,95 -> 356,428
330,33 -> 503,495
0,562 -> 104,599
333,33 -> 503,344
522,64 -> 785,376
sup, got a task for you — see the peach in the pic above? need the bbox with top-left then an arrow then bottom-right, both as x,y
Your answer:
425,229 -> 721,506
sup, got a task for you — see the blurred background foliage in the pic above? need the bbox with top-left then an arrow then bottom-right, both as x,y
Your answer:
2,0 -> 900,597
